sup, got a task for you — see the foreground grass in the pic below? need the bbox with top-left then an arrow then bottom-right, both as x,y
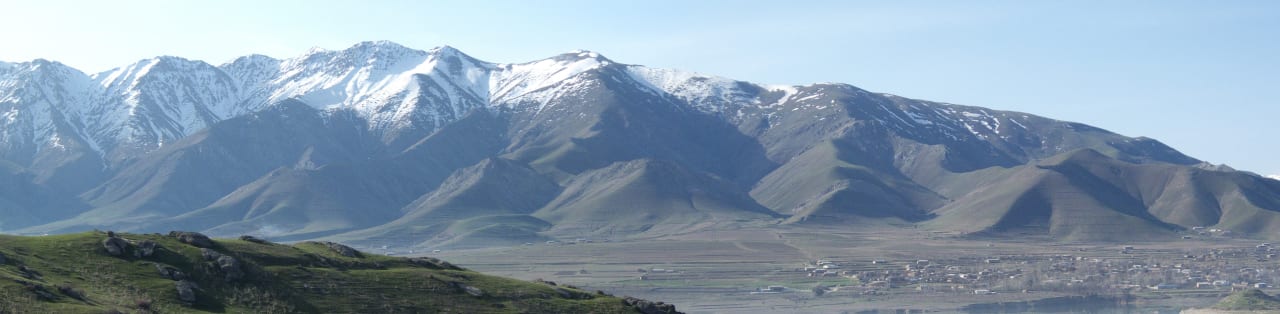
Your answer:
0,231 -> 647,313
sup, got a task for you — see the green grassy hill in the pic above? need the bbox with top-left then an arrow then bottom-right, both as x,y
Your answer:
1213,289 -> 1280,311
0,231 -> 673,313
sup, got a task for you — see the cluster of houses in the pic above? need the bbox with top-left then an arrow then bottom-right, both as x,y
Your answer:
804,260 -> 847,278
1190,226 -> 1235,237
750,285 -> 790,295
787,242 -> 1280,296
537,238 -> 611,246
837,259 -> 1025,294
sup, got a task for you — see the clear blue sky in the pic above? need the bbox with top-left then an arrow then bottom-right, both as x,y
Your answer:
2,0 -> 1277,175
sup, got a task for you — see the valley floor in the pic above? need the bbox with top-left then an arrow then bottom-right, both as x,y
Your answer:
414,226 -> 1274,313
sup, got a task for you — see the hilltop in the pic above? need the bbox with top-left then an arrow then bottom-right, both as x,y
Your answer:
0,231 -> 677,313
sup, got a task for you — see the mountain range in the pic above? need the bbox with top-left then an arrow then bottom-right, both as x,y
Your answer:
2,41 -> 1278,247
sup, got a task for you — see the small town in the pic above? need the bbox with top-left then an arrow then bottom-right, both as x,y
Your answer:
712,234 -> 1280,309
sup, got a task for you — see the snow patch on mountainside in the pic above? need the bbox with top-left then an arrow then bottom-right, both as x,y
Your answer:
267,41 -> 435,110
1268,174 -> 1280,181
0,60 -> 98,155
258,43 -> 612,125
91,56 -> 244,147
492,52 -> 604,101
626,66 -> 763,114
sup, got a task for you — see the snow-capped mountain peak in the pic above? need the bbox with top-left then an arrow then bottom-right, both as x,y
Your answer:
487,50 -> 612,105
1268,174 -> 1280,181
266,41 -> 475,111
2,40 -> 1174,172
626,65 -> 764,114
0,59 -> 97,158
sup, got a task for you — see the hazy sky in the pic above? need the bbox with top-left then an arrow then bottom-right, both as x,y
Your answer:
2,0 -> 1277,175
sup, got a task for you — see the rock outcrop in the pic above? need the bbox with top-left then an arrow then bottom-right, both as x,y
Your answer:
314,241 -> 361,257
135,240 -> 159,258
169,231 -> 214,248
175,280 -> 198,303
238,235 -> 268,244
408,257 -> 463,270
623,296 -> 683,314
155,264 -> 187,281
200,248 -> 244,282
102,237 -> 130,257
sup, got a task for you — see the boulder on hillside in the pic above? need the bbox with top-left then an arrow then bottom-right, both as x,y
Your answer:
217,255 -> 245,282
238,235 -> 269,244
325,242 -> 361,257
135,240 -> 159,258
168,231 -> 214,248
200,248 -> 222,261
102,237 -> 130,257
623,296 -> 683,314
201,248 -> 244,282
554,287 -> 595,300
155,264 -> 187,281
448,281 -> 485,297
309,241 -> 361,257
0,251 -> 7,264
408,257 -> 464,270
175,280 -> 198,303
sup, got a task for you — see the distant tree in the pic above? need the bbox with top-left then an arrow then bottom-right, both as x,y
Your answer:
812,285 -> 826,297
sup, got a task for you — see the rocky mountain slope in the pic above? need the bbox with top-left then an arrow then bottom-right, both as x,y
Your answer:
2,41 -> 1278,247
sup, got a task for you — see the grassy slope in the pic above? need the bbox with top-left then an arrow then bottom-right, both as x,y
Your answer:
0,231 -> 641,313
1213,289 -> 1280,311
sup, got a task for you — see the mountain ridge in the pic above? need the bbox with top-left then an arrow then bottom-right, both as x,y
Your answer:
3,41 -> 1278,247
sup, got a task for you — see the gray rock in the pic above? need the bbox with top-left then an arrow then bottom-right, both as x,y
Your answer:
200,248 -> 222,261
0,251 -> 7,264
175,280 -> 198,303
409,257 -> 465,270
155,264 -> 186,281
201,248 -> 243,282
318,241 -> 361,257
217,255 -> 245,282
446,281 -> 485,297
238,235 -> 268,244
102,237 -> 130,256
135,240 -> 159,258
169,231 -> 213,248
408,257 -> 464,270
623,296 -> 682,314
464,285 -> 484,297
554,287 -> 574,298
